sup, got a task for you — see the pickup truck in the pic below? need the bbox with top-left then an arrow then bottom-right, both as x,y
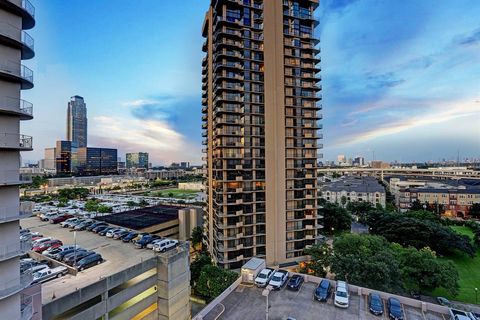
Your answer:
31,266 -> 68,284
449,308 -> 477,320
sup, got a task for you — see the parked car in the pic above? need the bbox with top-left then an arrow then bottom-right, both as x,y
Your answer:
106,228 -> 125,238
436,297 -> 452,307
33,239 -> 63,253
64,251 -> 95,266
113,230 -> 130,240
121,231 -> 138,242
268,270 -> 289,290
49,214 -> 74,224
32,266 -> 68,284
98,227 -> 117,236
334,281 -> 349,308
387,297 -> 404,320
132,233 -> 150,244
314,279 -> 332,302
255,268 -> 275,287
74,219 -> 94,231
32,237 -> 53,246
135,235 -> 160,249
92,225 -> 109,234
40,212 -> 60,221
27,264 -> 50,274
74,253 -> 103,271
87,222 -> 108,231
44,245 -> 79,259
368,292 -> 384,316
153,239 -> 178,252
68,219 -> 85,229
56,248 -> 86,261
60,218 -> 81,228
147,239 -> 164,249
287,274 -> 304,291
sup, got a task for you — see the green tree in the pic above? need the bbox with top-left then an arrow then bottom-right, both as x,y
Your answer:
168,192 -> 174,198
394,245 -> 459,295
29,176 -> 48,189
126,200 -> 138,207
190,254 -> 212,287
410,200 -> 424,211
191,226 -> 203,247
469,203 -> 480,218
322,203 -> 352,233
97,204 -> 113,213
347,201 -> 375,224
331,234 -> 401,292
139,199 -> 149,207
84,199 -> 99,212
340,195 -> 347,207
298,242 -> 331,277
196,265 -> 238,301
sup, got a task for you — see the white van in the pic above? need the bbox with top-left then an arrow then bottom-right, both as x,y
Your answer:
153,239 -> 178,252
334,281 -> 349,308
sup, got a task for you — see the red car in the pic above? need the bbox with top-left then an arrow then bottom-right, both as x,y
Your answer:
32,239 -> 63,253
50,214 -> 74,224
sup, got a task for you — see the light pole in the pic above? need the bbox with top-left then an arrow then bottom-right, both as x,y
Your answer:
73,231 -> 77,268
262,286 -> 272,320
475,287 -> 478,304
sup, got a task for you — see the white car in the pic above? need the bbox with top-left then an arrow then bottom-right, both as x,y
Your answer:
268,270 -> 289,290
106,228 -> 125,238
60,218 -> 80,228
255,268 -> 275,287
153,239 -> 178,252
31,237 -> 52,246
334,281 -> 349,308
32,266 -> 68,284
147,239 -> 164,249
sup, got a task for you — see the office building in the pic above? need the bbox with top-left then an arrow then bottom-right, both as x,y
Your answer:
337,154 -> 346,165
126,152 -> 149,169
55,140 -> 72,174
0,0 -> 35,318
201,0 -> 322,268
43,147 -> 56,171
180,161 -> 190,169
73,147 -> 118,176
66,95 -> 87,148
352,156 -> 365,167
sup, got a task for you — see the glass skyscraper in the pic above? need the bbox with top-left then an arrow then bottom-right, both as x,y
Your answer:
67,95 -> 87,148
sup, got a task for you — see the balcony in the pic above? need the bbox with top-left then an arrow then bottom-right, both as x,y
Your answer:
0,97 -> 33,120
0,201 -> 32,223
0,169 -> 31,186
21,292 -> 33,320
0,272 -> 32,300
0,22 -> 34,59
0,60 -> 33,89
2,0 -> 35,30
0,133 -> 33,150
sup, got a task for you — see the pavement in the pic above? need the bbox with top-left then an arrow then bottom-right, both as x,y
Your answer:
203,282 -> 449,320
21,217 -> 156,304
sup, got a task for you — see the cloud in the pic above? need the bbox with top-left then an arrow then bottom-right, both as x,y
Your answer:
455,28 -> 480,46
366,72 -> 405,89
89,115 -> 201,165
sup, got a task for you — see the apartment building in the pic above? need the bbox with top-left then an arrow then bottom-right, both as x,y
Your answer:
320,176 -> 386,208
202,0 -> 322,268
0,0 -> 35,318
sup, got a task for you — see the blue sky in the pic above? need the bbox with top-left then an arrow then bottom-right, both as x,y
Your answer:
22,0 -> 480,165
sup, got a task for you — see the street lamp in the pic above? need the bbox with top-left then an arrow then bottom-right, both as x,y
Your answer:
262,285 -> 272,320
475,287 -> 478,304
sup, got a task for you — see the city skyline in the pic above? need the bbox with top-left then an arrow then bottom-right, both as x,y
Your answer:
21,0 -> 480,165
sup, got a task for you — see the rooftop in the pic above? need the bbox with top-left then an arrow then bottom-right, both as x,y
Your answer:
322,176 -> 386,193
95,205 -> 184,230
20,217 -> 156,303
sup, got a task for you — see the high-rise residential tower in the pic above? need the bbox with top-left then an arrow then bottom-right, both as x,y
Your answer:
0,0 -> 35,318
67,95 -> 87,148
201,0 -> 322,268
126,152 -> 149,169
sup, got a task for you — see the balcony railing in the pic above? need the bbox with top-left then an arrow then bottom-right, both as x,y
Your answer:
0,96 -> 33,118
0,202 -> 32,222
0,133 -> 33,150
0,60 -> 34,87
0,169 -> 31,185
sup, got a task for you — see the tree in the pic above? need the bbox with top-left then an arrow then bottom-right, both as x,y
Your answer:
190,254 -> 212,287
168,192 -> 174,198
347,201 -> 375,224
139,199 -> 149,207
97,204 -> 112,213
298,242 -> 331,277
196,265 -> 238,301
29,176 -> 48,189
126,200 -> 138,207
321,203 -> 352,233
191,226 -> 203,247
394,245 -> 459,295
340,196 -> 347,207
469,203 -> 480,218
410,200 -> 424,211
331,234 -> 401,292
84,199 -> 100,212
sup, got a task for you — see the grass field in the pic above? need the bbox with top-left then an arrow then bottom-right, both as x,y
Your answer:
152,188 -> 200,200
431,226 -> 480,304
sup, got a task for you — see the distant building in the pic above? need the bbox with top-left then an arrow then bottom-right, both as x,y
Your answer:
66,95 -> 87,148
337,154 -> 346,165
180,162 -> 190,169
353,156 -> 365,167
43,147 -> 56,170
55,140 -> 72,174
320,176 -> 386,208
145,169 -> 188,180
126,152 -> 149,169
73,147 -> 118,176
370,160 -> 390,169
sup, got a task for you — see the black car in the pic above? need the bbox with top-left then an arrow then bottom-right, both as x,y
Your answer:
92,225 -> 109,233
121,231 -> 138,242
387,297 -> 404,320
368,293 -> 384,316
287,274 -> 304,291
75,253 -> 103,271
56,248 -> 86,261
314,279 -> 331,302
98,227 -> 116,236
87,222 -> 108,231
64,251 -> 95,266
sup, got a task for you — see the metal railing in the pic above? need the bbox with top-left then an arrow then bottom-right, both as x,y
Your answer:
0,202 -> 31,221
0,133 -> 33,149
22,0 -> 35,17
0,22 -> 34,51
0,96 -> 33,116
0,169 -> 32,185
0,60 -> 33,83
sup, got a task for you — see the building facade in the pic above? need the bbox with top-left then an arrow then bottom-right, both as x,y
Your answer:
202,0 -> 322,268
43,147 -> 56,171
320,176 -> 386,208
0,0 -> 35,318
126,152 -> 149,169
73,147 -> 118,176
55,140 -> 71,174
66,95 -> 87,148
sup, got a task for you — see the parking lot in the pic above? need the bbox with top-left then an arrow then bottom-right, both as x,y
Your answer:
202,282 -> 448,320
21,217 -> 156,304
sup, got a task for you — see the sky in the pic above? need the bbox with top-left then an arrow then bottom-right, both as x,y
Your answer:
21,0 -> 480,165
